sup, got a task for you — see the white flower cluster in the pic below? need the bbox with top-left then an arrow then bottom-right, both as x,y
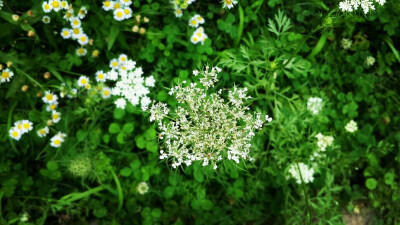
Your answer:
307,97 -> 323,115
94,54 -> 155,110
345,120 -> 358,133
315,133 -> 334,151
341,38 -> 353,50
222,0 -> 238,9
102,0 -> 132,21
0,0 -> 3,10
136,182 -> 149,195
42,1 -> 90,56
1,68 -> 14,84
150,66 -> 271,169
9,120 -> 33,141
339,0 -> 386,14
365,56 -> 376,66
288,162 -> 315,184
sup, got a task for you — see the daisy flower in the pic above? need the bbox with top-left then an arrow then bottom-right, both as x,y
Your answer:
50,0 -> 61,12
78,6 -> 87,19
102,0 -> 114,11
95,70 -> 107,82
42,91 -> 58,104
70,17 -> 81,29
42,1 -> 53,13
63,8 -> 74,20
222,0 -> 237,9
101,87 -> 112,99
46,101 -> 58,112
1,68 -> 14,83
52,111 -> 61,123
115,98 -> 127,109
113,8 -> 125,21
76,47 -> 87,56
92,50 -> 100,58
77,34 -> 89,45
110,59 -> 119,69
60,28 -> 72,39
174,7 -> 183,17
9,127 -> 22,141
121,0 -> 132,6
71,27 -> 83,39
60,1 -> 68,9
194,14 -> 205,24
188,17 -> 198,28
118,54 -> 128,63
50,133 -> 65,148
37,126 -> 49,138
14,120 -> 23,131
77,76 -> 89,87
42,16 -> 51,24
84,84 -> 91,90
123,7 -> 132,19
113,1 -> 122,9
21,120 -> 33,133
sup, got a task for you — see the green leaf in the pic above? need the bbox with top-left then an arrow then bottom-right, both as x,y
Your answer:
135,136 -> 146,149
120,167 -> 132,177
47,161 -> 59,171
93,207 -> 108,218
109,123 -> 121,134
366,178 -> 378,190
113,108 -> 126,119
108,25 -> 120,51
164,186 -> 175,199
122,123 -> 134,133
130,159 -> 141,170
117,132 -> 126,144
384,173 -> 395,185
151,208 -> 162,218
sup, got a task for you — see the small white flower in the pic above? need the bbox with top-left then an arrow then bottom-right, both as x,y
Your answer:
188,17 -> 198,28
101,87 -> 112,99
9,127 -> 22,141
42,91 -> 58,104
60,1 -> 68,9
118,54 -> 128,63
174,7 -> 183,18
315,133 -> 334,151
42,16 -> 51,24
95,70 -> 107,82
123,7 -> 132,19
113,8 -> 125,21
46,101 -> 58,112
21,120 -> 33,133
71,27 -> 84,39
1,68 -> 14,83
78,6 -> 87,19
265,115 -> 273,122
49,0 -> 61,12
37,126 -> 49,138
145,76 -> 155,87
288,162 -> 315,184
341,38 -> 352,50
222,0 -> 238,9
77,33 -> 89,45
77,76 -> 89,87
70,17 -> 81,29
102,0 -> 114,11
115,98 -> 127,109
110,59 -> 119,70
121,0 -> 132,6
50,132 -> 66,148
141,96 -> 151,111
60,28 -> 72,39
52,111 -> 61,123
345,120 -> 358,133
76,47 -> 87,56
365,56 -> 375,66
137,182 -> 149,195
42,1 -> 53,13
107,70 -> 119,81
307,97 -> 323,115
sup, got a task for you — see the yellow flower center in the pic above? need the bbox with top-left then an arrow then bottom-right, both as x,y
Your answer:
17,124 -> 22,129
2,71 -> 9,79
73,28 -> 80,34
65,12 -> 72,18
116,11 -> 123,18
46,94 -> 53,101
114,3 -> 121,9
53,114 -> 59,120
78,49 -> 85,54
124,9 -> 130,15
79,9 -> 85,15
191,20 -> 197,25
112,62 -> 118,67
85,84 -> 91,89
40,129 -> 46,134
197,32 -> 202,37
50,104 -> 57,110
104,90 -> 110,96
12,131 -> 19,137
63,30 -> 69,36
98,74 -> 104,79
121,57 -> 126,62
52,1 -> 59,8
61,2 -> 67,7
193,37 -> 198,42
23,123 -> 30,129
73,20 -> 79,25
197,16 -> 202,21
81,79 -> 87,85
104,1 -> 110,7
44,4 -> 50,10
54,139 -> 61,145
225,0 -> 232,4
92,50 -> 99,57
80,36 -> 86,42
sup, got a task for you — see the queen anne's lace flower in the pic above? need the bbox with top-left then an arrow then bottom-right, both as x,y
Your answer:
288,162 -> 315,184
315,133 -> 334,151
339,0 -> 386,14
345,120 -> 358,133
307,97 -> 323,115
150,67 -> 271,169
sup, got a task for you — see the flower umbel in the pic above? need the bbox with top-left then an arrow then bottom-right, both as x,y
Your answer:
150,67 -> 270,169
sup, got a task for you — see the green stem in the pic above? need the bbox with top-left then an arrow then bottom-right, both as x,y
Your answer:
296,163 -> 312,224
7,102 -> 19,155
14,67 -> 45,91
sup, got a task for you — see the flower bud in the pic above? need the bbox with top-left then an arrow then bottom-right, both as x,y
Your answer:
21,85 -> 29,92
0,64 -> 3,70
36,92 -> 42,97
135,15 -> 141,24
139,27 -> 146,35
47,120 -> 53,126
44,71 -> 51,79
132,25 -> 139,32
92,50 -> 100,58
12,14 -> 19,22
6,61 -> 12,67
27,30 -> 35,37
28,10 -> 34,16
143,17 -> 149,23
